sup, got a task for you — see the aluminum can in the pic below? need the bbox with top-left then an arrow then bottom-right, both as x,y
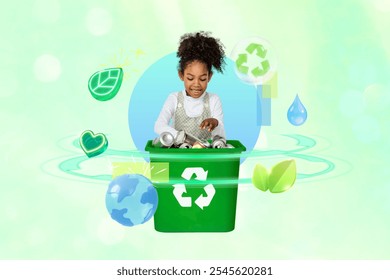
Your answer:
179,143 -> 192,149
211,135 -> 227,149
174,130 -> 186,146
153,131 -> 174,148
226,144 -> 234,149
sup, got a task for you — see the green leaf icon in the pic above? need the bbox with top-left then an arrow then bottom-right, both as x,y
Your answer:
268,160 -> 297,193
88,68 -> 123,101
252,163 -> 269,191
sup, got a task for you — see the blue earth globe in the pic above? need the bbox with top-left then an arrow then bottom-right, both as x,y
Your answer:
105,174 -> 158,227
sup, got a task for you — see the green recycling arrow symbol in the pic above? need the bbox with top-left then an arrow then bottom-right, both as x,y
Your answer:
252,60 -> 270,77
235,53 -> 249,75
246,43 -> 267,58
235,43 -> 270,77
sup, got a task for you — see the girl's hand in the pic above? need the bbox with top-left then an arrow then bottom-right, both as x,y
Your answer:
200,118 -> 219,132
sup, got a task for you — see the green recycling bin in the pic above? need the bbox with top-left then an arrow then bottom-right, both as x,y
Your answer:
145,140 -> 246,232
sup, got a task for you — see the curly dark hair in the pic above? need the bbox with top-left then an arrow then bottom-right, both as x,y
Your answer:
177,31 -> 225,74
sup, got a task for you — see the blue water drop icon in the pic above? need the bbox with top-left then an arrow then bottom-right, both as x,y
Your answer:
287,94 -> 307,126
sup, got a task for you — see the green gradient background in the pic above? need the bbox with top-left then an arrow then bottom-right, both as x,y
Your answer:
1,0 -> 390,259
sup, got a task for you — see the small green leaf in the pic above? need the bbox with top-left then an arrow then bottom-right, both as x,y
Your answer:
252,163 -> 269,191
88,68 -> 123,101
268,160 -> 296,193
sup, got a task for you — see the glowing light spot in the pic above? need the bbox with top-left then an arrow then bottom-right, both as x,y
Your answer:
86,7 -> 112,36
34,54 -> 61,82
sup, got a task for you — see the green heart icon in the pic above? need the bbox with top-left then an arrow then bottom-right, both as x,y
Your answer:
79,130 -> 108,158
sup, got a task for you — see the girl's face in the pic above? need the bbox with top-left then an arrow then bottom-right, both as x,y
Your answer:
179,60 -> 212,98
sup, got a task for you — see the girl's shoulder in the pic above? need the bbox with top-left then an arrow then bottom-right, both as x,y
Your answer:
164,91 -> 182,105
206,92 -> 221,101
167,91 -> 182,98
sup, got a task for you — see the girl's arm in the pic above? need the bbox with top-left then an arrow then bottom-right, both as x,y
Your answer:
209,94 -> 226,138
154,94 -> 179,138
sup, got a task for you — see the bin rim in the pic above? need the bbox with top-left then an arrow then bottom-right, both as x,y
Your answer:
145,139 -> 246,153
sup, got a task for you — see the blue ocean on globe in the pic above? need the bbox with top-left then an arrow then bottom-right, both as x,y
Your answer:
105,174 -> 158,227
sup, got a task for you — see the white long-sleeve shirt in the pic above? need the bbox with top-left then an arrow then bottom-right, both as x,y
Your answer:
154,90 -> 226,138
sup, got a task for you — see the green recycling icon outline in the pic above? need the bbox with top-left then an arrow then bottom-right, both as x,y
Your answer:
235,43 -> 271,77
173,167 -> 216,210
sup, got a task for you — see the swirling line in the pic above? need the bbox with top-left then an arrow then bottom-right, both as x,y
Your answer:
49,134 -> 342,185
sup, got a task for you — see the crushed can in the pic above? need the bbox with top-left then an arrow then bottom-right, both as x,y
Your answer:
152,131 -> 175,148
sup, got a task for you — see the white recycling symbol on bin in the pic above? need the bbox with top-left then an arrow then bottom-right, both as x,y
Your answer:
173,167 -> 216,210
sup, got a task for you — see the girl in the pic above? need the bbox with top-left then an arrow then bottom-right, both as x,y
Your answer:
154,31 -> 226,141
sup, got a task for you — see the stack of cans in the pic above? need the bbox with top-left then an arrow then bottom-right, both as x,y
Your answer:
211,135 -> 234,148
152,131 -> 234,149
174,130 -> 210,149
